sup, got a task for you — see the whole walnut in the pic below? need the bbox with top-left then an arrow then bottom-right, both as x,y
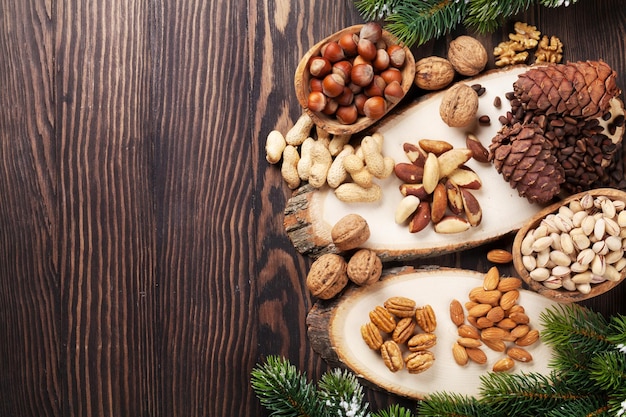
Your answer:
439,83 -> 478,127
414,56 -> 455,90
447,36 -> 488,76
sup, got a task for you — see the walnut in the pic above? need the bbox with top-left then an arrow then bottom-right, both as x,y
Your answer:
510,22 -> 541,48
447,36 -> 488,76
414,56 -> 455,91
494,40 -> 529,67
494,22 -> 541,67
535,35 -> 563,64
439,83 -> 479,127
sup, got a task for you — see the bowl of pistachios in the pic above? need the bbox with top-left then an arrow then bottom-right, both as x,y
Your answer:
512,188 -> 626,302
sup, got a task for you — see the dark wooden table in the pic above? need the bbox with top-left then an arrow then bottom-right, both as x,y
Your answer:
1,1 -> 625,415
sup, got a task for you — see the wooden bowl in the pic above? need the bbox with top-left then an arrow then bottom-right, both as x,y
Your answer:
294,25 -> 415,135
512,188 -> 626,302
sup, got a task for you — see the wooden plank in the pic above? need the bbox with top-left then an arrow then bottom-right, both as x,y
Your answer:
54,0 -> 157,415
0,0 -> 60,416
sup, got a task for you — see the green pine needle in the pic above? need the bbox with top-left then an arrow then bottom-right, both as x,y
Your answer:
464,0 -> 533,33
317,368 -> 370,417
542,395 -> 611,417
417,391 -> 494,417
589,351 -> 626,391
251,355 -> 324,417
372,403 -> 417,417
540,304 -> 612,355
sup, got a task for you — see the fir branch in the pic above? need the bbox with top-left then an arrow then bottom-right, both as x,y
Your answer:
383,0 -> 468,47
416,391 -> 495,417
317,368 -> 370,417
542,395 -> 611,417
354,0 -> 402,21
372,404 -> 417,417
478,371 -> 591,416
251,356 -> 324,417
608,314 -> 626,346
464,0 -> 533,33
539,304 -> 612,355
589,351 -> 626,392
539,0 -> 580,6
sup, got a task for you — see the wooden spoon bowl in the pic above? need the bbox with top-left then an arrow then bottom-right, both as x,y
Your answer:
294,25 -> 415,135
512,188 -> 626,302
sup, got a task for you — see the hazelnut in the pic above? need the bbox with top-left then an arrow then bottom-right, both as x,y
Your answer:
336,87 -> 354,106
363,96 -> 387,119
364,75 -> 386,97
322,98 -> 339,115
351,64 -> 374,87
338,32 -> 358,56
352,55 -> 371,67
309,77 -> 323,92
372,48 -> 390,71
380,67 -> 403,84
447,36 -> 488,76
354,93 -> 367,115
357,38 -> 378,61
322,41 -> 345,63
309,56 -> 332,78
322,73 -> 345,98
336,104 -> 358,125
359,22 -> 382,43
384,80 -> 404,104
387,44 -> 406,68
307,91 -> 327,112
332,60 -> 352,82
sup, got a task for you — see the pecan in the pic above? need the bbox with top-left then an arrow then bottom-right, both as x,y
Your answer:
384,296 -> 416,318
407,332 -> 437,352
392,317 -> 416,345
360,322 -> 383,350
380,340 -> 404,372
405,351 -> 435,374
415,304 -> 437,333
369,306 -> 396,333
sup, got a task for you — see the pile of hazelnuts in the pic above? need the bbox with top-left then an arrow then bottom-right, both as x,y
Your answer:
306,22 -> 407,125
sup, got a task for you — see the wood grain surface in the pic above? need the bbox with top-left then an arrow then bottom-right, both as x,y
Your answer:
0,0 -> 625,415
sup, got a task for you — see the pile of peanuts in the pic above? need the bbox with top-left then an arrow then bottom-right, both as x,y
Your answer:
265,112 -> 395,202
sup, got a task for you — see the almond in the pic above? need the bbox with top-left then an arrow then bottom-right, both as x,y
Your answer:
483,266 -> 500,290
492,357 -> 515,372
487,249 -> 513,264
507,347 -> 533,363
509,311 -> 530,325
482,338 -> 506,352
510,324 -> 530,339
476,317 -> 494,329
468,303 -> 492,318
515,329 -> 540,347
486,306 -> 505,323
481,326 -> 509,342
457,337 -> 482,348
452,342 -> 469,366
449,299 -> 465,326
466,347 -> 488,364
472,289 -> 502,306
500,289 -> 520,310
497,277 -> 522,292
496,318 -> 518,330
458,324 -> 480,339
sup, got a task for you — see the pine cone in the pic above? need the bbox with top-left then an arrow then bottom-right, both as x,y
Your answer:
490,122 -> 565,204
512,60 -> 620,120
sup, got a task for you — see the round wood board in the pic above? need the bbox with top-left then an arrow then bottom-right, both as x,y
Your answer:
307,267 -> 561,400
